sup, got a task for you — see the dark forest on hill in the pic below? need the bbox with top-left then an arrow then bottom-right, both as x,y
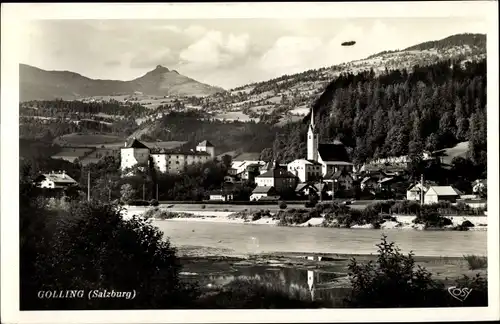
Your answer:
269,59 -> 487,171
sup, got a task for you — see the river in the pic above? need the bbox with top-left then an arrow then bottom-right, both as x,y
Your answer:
155,220 -> 487,257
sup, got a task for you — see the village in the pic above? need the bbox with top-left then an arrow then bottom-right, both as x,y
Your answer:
34,109 -> 488,211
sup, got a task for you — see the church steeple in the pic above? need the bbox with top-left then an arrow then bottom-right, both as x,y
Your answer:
307,108 -> 318,161
309,107 -> 315,131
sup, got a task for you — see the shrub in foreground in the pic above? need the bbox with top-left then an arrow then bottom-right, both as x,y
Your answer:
344,235 -> 488,307
413,210 -> 452,228
20,199 -> 186,310
463,254 -> 487,270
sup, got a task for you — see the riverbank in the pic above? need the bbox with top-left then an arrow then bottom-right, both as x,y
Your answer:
175,245 -> 487,289
123,206 -> 487,231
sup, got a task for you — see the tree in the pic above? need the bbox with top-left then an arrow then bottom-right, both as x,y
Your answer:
259,148 -> 273,163
425,133 -> 439,152
221,154 -> 232,170
120,184 -> 136,203
20,199 -> 189,310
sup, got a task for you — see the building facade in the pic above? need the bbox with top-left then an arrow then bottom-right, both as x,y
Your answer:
120,138 -> 214,174
424,186 -> 460,204
255,165 -> 298,192
287,159 -> 322,183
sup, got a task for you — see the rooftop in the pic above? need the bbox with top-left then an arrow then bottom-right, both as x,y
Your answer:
252,186 -> 276,194
124,138 -> 149,149
208,188 -> 234,195
427,186 -> 460,196
258,168 -> 297,179
233,152 -> 262,162
37,172 -> 78,184
324,169 -> 352,180
150,148 -> 210,156
317,142 -> 351,163
197,140 -> 215,147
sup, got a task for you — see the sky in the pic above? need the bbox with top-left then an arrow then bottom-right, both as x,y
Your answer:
19,17 -> 487,89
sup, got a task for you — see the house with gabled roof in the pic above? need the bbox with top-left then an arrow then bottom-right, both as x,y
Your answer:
250,186 -> 279,201
255,162 -> 298,192
208,188 -> 234,202
406,181 -> 438,201
323,169 -> 354,191
424,186 -> 461,204
34,171 -> 79,189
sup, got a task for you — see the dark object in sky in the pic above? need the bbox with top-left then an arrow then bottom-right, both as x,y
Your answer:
341,41 -> 356,46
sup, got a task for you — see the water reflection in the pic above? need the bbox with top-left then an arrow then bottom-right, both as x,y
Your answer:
181,254 -> 348,305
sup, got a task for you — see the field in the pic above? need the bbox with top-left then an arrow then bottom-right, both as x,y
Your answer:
53,133 -> 125,147
81,94 -> 176,110
52,133 -> 186,150
213,111 -> 257,122
434,141 -> 469,165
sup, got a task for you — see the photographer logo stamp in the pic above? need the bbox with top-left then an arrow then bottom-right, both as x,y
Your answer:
448,287 -> 473,302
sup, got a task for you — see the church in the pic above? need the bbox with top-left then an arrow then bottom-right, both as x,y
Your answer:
287,108 -> 353,183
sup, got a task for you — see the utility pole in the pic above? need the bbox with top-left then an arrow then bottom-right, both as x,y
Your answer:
87,171 -> 90,201
319,177 -> 323,203
420,174 -> 424,205
332,179 -> 335,204
143,183 -> 146,201
156,183 -> 159,201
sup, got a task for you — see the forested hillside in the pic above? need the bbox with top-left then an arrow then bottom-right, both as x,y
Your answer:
269,59 -> 487,170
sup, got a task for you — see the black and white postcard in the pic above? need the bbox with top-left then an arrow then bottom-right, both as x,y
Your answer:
1,2 -> 499,323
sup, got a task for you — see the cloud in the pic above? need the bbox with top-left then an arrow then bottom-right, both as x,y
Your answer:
129,48 -> 176,69
179,31 -> 250,67
257,21 -> 410,77
183,25 -> 207,39
104,59 -> 122,67
258,36 -> 322,73
149,25 -> 183,33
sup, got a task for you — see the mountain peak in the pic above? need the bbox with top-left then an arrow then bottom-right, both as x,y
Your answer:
154,65 -> 169,72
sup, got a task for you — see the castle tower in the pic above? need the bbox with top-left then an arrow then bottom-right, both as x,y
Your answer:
307,108 -> 319,161
196,140 -> 215,159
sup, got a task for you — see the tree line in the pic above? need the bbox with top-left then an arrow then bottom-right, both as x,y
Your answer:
268,59 -> 487,173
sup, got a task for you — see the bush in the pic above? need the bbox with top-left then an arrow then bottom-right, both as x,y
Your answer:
141,207 -> 182,220
345,235 -> 442,307
304,201 -> 316,208
149,199 -> 159,206
278,201 -> 287,209
252,213 -> 262,221
463,255 -> 487,270
201,204 -> 206,209
276,209 -> 312,225
20,199 -> 186,310
461,220 -> 474,228
413,210 -> 452,228
344,235 -> 488,307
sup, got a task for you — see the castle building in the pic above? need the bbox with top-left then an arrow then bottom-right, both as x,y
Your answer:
305,108 -> 353,177
120,138 -> 215,174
